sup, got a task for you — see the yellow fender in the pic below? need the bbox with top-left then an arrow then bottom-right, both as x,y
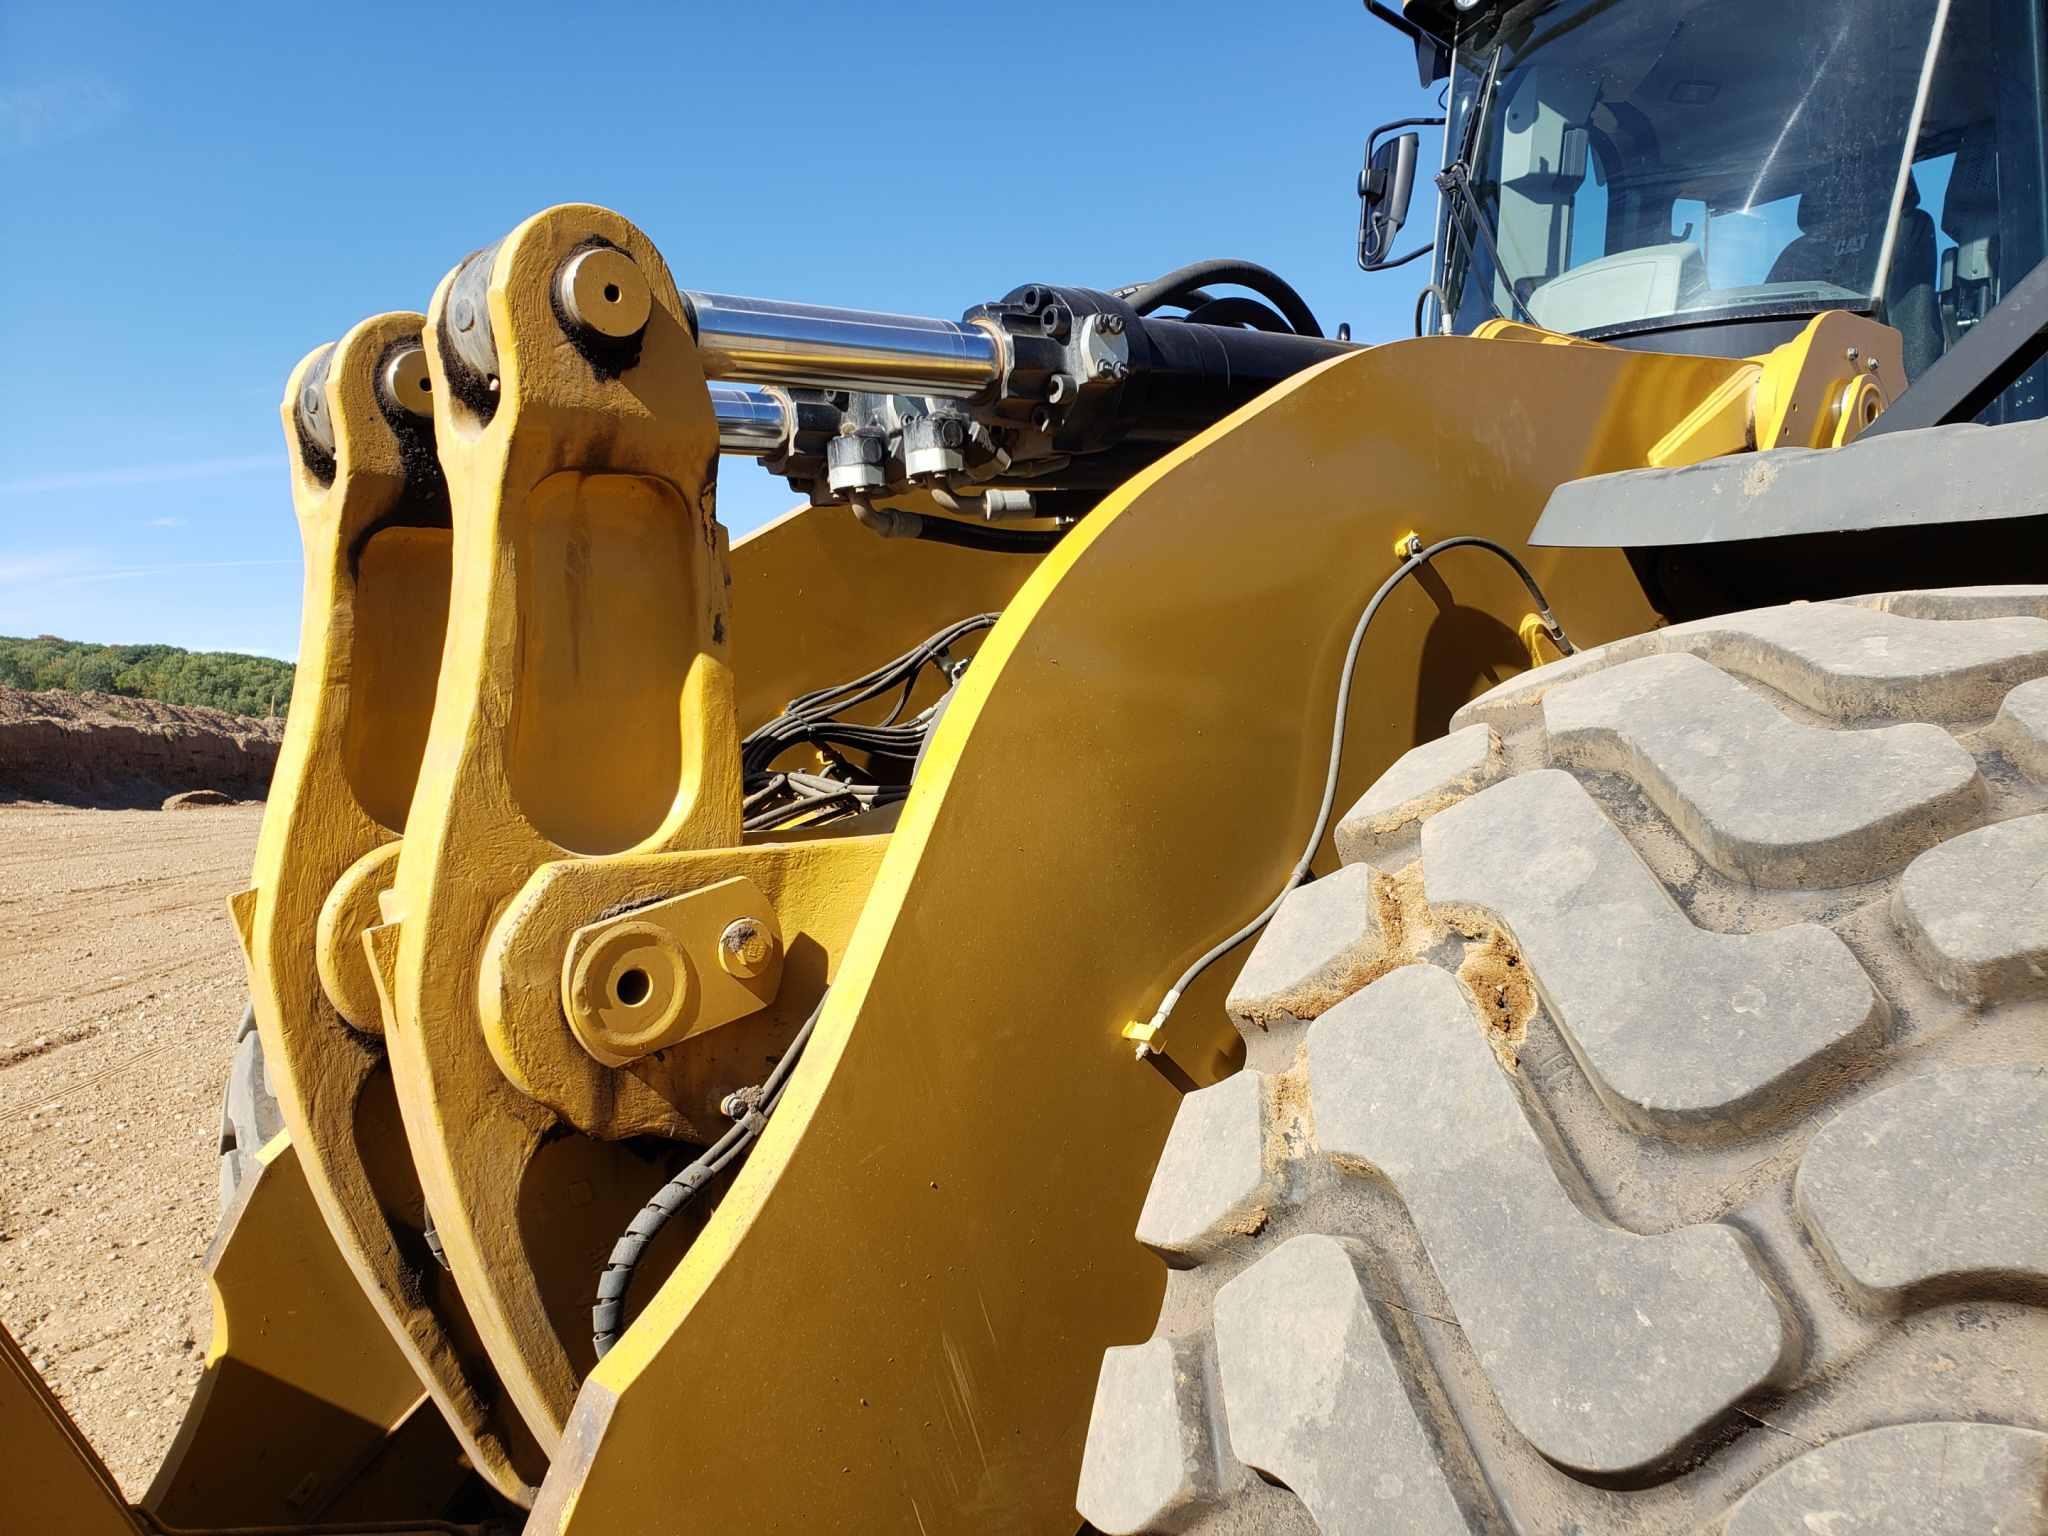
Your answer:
533,328 -> 1747,1533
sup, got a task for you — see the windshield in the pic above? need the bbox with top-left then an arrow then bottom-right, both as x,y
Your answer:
1437,0 -> 1945,339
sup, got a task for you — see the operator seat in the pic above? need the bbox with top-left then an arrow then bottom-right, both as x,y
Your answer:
1769,173 -> 1943,379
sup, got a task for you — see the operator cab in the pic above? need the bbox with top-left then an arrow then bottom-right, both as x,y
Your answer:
1368,0 -> 2048,423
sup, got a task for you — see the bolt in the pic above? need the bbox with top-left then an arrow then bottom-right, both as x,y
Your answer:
1846,346 -> 1860,363
452,297 -> 476,333
1867,356 -> 1881,373
1031,405 -> 1056,433
718,917 -> 775,979
1096,357 -> 1118,378
1100,312 -> 1126,335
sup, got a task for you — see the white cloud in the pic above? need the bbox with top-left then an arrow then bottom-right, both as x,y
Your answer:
146,516 -> 187,529
0,549 -> 96,586
0,550 -> 296,590
0,76 -> 127,154
49,558 -> 299,587
0,454 -> 277,498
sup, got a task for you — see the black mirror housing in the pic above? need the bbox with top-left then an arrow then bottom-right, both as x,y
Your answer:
1358,131 -> 1421,269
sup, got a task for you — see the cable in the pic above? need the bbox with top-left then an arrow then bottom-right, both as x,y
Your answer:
1117,260 -> 1324,338
742,613 -> 995,779
1129,535 -> 1574,1056
1364,241 -> 1436,273
592,994 -> 827,1359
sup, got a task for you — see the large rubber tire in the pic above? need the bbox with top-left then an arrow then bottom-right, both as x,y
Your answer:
1078,587 -> 2048,1535
216,999 -> 284,1223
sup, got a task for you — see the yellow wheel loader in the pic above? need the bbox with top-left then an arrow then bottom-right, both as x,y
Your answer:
11,0 -> 2048,1531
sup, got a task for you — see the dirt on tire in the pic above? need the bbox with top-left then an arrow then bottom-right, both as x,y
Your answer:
0,799 -> 262,1494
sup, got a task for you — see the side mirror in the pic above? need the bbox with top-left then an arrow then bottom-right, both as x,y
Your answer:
1358,131 -> 1421,269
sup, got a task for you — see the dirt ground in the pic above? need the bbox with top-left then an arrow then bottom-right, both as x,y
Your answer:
0,799 -> 262,1495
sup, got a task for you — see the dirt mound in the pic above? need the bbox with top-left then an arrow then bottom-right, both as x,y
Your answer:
0,688 -> 282,807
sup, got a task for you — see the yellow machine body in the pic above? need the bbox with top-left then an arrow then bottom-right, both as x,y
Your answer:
9,200 -> 1917,1536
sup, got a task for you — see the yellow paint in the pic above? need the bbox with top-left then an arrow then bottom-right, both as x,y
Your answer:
144,1142 -> 469,1527
531,327 -> 1745,1536
174,202 -> 1919,1535
1519,611 -> 1566,667
2,1323 -> 139,1536
1647,364 -> 1762,468
1753,310 -> 1904,449
239,310 -> 540,1501
482,836 -> 890,1141
561,875 -> 782,1066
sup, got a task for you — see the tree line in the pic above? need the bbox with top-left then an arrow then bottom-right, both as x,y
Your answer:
0,634 -> 295,720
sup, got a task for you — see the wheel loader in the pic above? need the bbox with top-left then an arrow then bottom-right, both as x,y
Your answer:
9,0 -> 2048,1531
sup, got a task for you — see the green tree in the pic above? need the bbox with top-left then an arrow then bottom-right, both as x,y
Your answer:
0,634 -> 295,719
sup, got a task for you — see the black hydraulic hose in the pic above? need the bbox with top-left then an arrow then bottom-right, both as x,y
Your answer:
1182,296 -> 1294,333
1120,260 -> 1324,338
592,996 -> 827,1359
909,512 -> 1068,554
1129,535 -> 1574,1052
1415,282 -> 1454,337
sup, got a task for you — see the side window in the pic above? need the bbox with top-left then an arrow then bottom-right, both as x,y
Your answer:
1704,193 -> 1804,289
1670,197 -> 1707,244
1911,151 -> 1960,289
1568,144 -> 1610,268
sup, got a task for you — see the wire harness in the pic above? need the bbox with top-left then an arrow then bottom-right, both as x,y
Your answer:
740,613 -> 996,832
1128,535 -> 1574,1055
591,996 -> 826,1359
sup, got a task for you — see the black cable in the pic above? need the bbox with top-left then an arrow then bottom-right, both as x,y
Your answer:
1415,281 -> 1453,337
743,614 -> 995,779
592,995 -> 827,1359
1130,534 -> 1573,1052
1119,260 -> 1324,338
1181,296 -> 1294,333
1365,241 -> 1436,273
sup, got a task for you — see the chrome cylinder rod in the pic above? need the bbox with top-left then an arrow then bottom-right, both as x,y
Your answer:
685,291 -> 1002,398
710,382 -> 792,457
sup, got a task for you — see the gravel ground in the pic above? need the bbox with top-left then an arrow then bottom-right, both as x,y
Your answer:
0,800 -> 262,1494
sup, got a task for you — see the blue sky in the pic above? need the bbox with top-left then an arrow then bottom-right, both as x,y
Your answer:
0,2 -> 1441,660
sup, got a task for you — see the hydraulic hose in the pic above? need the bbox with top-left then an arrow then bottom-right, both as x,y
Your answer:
1130,536 -> 1574,1055
1182,296 -> 1294,333
851,497 -> 1068,554
1119,260 -> 1324,339
591,995 -> 827,1359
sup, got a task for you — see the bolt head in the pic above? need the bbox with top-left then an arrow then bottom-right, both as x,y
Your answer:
719,918 -> 775,979
452,297 -> 476,333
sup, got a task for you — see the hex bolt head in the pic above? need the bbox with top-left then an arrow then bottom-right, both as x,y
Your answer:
719,917 -> 776,979
1100,312 -> 1126,335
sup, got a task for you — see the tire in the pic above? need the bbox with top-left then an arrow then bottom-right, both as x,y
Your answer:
1078,588 -> 2048,1535
216,999 -> 284,1223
